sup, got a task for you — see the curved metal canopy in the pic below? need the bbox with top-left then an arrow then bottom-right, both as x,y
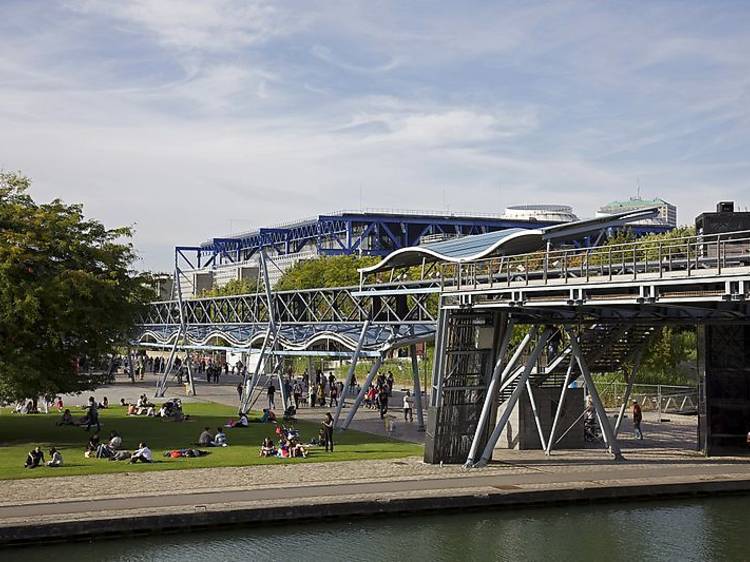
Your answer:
360,206 -> 662,274
359,228 -> 544,274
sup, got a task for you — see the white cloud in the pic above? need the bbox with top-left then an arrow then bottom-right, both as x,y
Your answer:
1,1 -> 749,270
68,0 -> 303,51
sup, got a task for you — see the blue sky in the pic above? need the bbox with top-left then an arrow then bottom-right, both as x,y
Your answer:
1,1 -> 749,270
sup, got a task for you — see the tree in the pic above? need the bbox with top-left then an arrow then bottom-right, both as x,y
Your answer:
0,171 -> 153,401
203,277 -> 255,297
275,255 -> 379,291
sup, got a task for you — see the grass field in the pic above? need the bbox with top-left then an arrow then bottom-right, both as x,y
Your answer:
0,402 -> 422,480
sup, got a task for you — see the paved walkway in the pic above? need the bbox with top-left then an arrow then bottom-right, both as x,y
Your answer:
57,373 -> 428,442
59,373 -> 695,447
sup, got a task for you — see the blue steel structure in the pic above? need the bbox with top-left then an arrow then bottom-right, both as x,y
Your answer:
185,209 -> 673,272
196,210 -> 569,267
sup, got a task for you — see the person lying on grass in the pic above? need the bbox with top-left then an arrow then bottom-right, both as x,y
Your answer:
93,430 -> 124,459
163,448 -> 209,458
109,450 -> 131,461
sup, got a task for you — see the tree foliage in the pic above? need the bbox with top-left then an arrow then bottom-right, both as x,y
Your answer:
0,172 -> 153,401
203,278 -> 255,297
640,327 -> 697,385
275,255 -> 379,291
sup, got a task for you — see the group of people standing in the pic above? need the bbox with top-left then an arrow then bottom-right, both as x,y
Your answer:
262,369 -> 353,412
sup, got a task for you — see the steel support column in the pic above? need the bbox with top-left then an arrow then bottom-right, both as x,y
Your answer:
465,319 -> 521,466
476,328 -> 551,467
333,321 -> 370,429
341,354 -> 383,430
614,346 -> 645,438
409,343 -> 425,431
525,380 -> 547,451
568,328 -> 624,460
545,355 -> 576,455
431,307 -> 450,408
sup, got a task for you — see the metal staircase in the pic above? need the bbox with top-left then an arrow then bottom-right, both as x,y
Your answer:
497,325 -> 657,405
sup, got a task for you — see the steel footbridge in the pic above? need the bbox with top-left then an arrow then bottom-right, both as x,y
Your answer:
134,210 -> 750,462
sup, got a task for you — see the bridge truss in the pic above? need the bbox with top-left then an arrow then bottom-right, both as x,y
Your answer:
134,229 -> 750,461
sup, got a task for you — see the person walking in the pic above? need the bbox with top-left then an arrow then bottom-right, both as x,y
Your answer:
267,383 -> 276,410
632,400 -> 644,440
378,386 -> 389,419
403,390 -> 414,422
329,384 -> 339,408
236,383 -> 243,401
317,382 -> 326,407
322,413 -> 334,452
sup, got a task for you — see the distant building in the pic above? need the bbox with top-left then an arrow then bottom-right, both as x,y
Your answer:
503,205 -> 579,223
597,197 -> 677,227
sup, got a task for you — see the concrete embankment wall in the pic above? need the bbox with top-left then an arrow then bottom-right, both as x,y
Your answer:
3,478 -> 750,546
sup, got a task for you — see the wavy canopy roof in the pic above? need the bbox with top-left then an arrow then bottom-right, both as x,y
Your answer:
359,228 -> 544,273
360,207 -> 661,274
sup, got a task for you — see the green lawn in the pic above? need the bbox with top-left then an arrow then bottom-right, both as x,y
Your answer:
0,402 -> 422,480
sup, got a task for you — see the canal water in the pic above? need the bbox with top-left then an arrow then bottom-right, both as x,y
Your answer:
5,495 -> 748,561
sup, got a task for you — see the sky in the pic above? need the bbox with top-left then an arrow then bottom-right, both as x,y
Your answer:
1,1 -> 749,271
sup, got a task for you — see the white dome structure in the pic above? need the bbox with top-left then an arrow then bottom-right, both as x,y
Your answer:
503,204 -> 578,223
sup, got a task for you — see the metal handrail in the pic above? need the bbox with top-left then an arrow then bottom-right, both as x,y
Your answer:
448,230 -> 750,290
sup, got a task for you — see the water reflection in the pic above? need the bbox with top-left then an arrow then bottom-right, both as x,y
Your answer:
5,496 -> 748,562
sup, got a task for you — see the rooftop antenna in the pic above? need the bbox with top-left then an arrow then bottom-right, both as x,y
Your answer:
636,177 -> 641,200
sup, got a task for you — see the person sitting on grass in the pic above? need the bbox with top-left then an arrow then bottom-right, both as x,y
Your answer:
85,433 -> 100,457
108,430 -> 123,450
260,437 -> 275,457
289,440 -> 308,458
136,395 -> 155,416
54,397 -> 64,411
259,409 -> 276,423
24,446 -> 44,469
226,412 -> 249,428
198,427 -> 213,446
57,408 -> 75,426
212,427 -> 228,447
130,442 -> 152,463
98,396 -> 109,409
119,398 -> 128,407
47,447 -> 63,467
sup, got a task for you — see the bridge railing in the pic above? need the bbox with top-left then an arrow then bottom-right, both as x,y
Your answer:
448,230 -> 750,290
138,284 -> 439,326
598,382 -> 698,415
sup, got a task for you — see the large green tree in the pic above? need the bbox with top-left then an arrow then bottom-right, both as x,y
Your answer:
0,172 -> 153,401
